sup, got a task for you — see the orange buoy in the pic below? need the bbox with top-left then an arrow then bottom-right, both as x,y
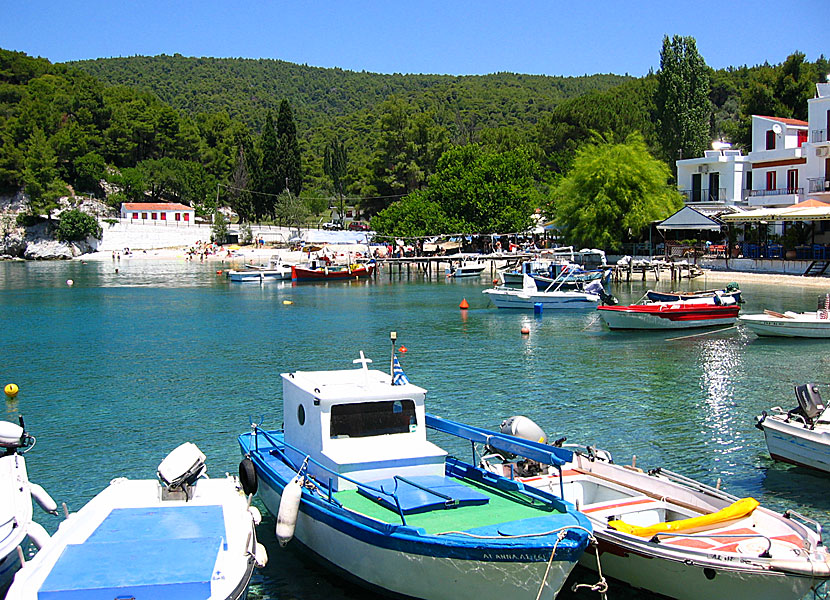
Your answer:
459,298 -> 469,310
216,270 -> 223,275
521,326 -> 530,335
398,346 -> 407,353
493,279 -> 499,285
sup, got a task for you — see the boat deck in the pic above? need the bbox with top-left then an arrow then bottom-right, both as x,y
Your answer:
335,477 -> 562,535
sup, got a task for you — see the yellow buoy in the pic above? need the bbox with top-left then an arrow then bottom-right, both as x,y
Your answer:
4,383 -> 19,398
283,300 -> 293,305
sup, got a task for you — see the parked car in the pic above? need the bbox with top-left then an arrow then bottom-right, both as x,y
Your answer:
348,221 -> 370,231
322,221 -> 342,230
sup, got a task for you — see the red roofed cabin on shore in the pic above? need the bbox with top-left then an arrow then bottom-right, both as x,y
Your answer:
120,203 -> 195,224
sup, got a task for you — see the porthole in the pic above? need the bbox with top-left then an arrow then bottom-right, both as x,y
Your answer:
297,404 -> 306,426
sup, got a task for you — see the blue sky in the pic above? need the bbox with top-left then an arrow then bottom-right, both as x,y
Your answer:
4,1 -> 829,77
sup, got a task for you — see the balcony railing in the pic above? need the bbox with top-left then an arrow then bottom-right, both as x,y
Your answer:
749,187 -> 803,197
680,187 -> 727,203
808,178 -> 830,193
811,129 -> 827,143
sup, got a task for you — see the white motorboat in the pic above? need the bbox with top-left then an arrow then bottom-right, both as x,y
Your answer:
755,383 -> 830,472
227,258 -> 292,282
479,416 -> 830,600
482,273 -> 601,309
6,442 -> 267,600
238,347 -> 593,600
740,298 -> 830,338
0,418 -> 56,595
446,258 -> 486,278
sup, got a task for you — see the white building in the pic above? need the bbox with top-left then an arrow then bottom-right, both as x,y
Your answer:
675,145 -> 751,209
120,202 -> 195,224
747,115 -> 809,207
805,83 -> 830,200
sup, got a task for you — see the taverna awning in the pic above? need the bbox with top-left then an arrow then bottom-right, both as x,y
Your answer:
657,206 -> 723,231
721,199 -> 830,223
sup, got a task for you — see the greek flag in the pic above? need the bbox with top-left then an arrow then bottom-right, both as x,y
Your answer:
392,355 -> 409,386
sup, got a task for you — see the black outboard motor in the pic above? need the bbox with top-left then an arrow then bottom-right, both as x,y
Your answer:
789,384 -> 826,428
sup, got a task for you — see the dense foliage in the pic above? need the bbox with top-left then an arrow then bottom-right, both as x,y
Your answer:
371,145 -> 541,236
552,133 -> 683,251
55,208 -> 103,241
2,45 -> 829,248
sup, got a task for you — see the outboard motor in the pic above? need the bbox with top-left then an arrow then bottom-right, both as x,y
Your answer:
789,384 -> 826,427
157,442 -> 207,501
0,416 -> 33,456
585,280 -> 617,305
495,416 -> 550,477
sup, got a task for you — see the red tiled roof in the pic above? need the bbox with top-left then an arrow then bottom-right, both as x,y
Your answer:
754,115 -> 809,126
122,203 -> 194,211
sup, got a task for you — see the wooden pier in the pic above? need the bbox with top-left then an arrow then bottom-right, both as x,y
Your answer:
374,254 -> 703,282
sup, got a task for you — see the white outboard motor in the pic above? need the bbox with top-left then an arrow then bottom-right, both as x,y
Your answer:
0,420 -> 28,452
500,416 -> 548,445
158,442 -> 207,500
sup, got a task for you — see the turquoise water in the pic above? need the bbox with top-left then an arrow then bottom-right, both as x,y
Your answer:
2,259 -> 830,599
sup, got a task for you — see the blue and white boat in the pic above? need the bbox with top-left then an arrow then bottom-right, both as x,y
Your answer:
483,273 -> 603,310
237,348 -> 592,600
6,442 -> 266,600
0,418 -> 56,596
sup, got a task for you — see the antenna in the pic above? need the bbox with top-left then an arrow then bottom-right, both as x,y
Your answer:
772,123 -> 783,136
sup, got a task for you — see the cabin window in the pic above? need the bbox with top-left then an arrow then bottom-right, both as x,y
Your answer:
330,400 -> 416,439
297,404 -> 305,426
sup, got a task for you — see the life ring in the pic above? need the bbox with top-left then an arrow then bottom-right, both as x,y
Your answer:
239,457 -> 258,496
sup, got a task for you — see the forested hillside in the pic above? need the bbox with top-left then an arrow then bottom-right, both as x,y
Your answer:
70,54 -> 631,133
1,45 -> 827,241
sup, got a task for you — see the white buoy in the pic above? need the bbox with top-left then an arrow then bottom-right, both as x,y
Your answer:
254,542 -> 269,568
66,279 -> 74,286
276,476 -> 303,546
26,521 -> 51,550
30,483 -> 58,515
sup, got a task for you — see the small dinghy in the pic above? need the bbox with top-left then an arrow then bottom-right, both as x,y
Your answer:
479,416 -> 830,600
740,295 -> 830,338
0,418 -> 56,595
6,442 -> 266,600
755,383 -> 830,472
238,345 -> 593,600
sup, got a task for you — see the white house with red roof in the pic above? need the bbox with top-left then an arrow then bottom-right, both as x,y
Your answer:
120,202 -> 195,224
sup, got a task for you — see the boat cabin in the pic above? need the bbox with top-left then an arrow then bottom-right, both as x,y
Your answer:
282,358 -> 447,491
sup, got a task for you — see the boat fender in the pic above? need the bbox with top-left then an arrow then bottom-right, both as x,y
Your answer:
239,458 -> 258,496
248,505 -> 262,526
254,542 -> 268,568
276,476 -> 303,547
26,521 -> 51,550
30,483 -> 58,515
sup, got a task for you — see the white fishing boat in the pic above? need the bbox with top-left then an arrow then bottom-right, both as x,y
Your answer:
0,418 -> 56,595
740,295 -> 830,338
482,273 -> 602,309
446,258 -> 486,278
237,345 -> 593,600
227,258 -> 293,282
6,442 -> 267,600
478,416 -> 830,600
755,383 -> 830,473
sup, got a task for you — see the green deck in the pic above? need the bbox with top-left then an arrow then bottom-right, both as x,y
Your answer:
335,477 -> 561,534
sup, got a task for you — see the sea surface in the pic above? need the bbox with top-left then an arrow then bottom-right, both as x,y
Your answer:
2,258 -> 830,599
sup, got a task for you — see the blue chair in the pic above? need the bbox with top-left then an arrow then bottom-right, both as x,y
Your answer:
796,246 -> 810,259
813,244 -> 825,259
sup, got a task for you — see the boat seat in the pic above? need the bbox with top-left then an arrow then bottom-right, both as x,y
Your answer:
358,475 -> 490,514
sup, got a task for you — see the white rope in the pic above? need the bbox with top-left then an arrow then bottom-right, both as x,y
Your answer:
571,538 -> 608,599
535,532 -> 565,600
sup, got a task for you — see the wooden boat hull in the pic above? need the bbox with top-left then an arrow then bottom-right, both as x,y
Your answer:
598,303 -> 739,330
240,431 -> 590,600
739,313 -> 830,338
291,264 -> 375,281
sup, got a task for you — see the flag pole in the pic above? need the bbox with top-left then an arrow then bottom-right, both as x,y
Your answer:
389,331 -> 397,384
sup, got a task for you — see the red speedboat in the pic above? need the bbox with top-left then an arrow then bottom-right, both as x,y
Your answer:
291,262 -> 375,282
597,302 -> 740,330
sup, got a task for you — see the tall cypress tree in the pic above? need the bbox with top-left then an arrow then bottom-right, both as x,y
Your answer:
276,100 -> 302,196
323,139 -> 347,222
655,35 -> 711,173
258,111 -> 279,219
